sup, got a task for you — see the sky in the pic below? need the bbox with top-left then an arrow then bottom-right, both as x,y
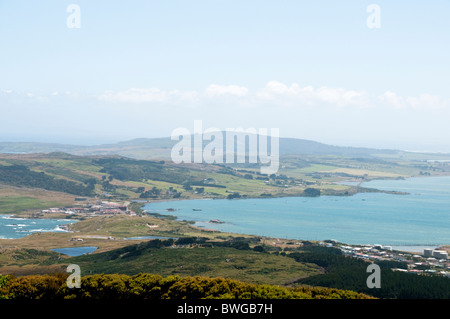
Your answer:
0,0 -> 450,152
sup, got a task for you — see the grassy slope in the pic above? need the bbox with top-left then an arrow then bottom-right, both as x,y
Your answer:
68,246 -> 321,286
0,187 -> 79,215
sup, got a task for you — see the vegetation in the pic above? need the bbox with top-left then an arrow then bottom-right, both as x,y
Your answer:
0,164 -> 94,196
0,150 -> 449,300
289,246 -> 450,299
0,196 -> 66,215
61,238 -> 321,286
96,157 -> 192,185
0,273 -> 373,300
303,188 -> 321,197
4,235 -> 444,300
1,149 -> 442,218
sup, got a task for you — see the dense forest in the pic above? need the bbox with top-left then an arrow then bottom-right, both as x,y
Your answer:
290,246 -> 450,299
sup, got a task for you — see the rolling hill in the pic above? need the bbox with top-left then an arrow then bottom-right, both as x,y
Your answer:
2,134 -> 448,161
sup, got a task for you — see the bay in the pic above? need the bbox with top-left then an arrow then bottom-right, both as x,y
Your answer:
144,176 -> 450,246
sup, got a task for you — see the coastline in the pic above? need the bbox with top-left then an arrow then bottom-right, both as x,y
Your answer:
139,176 -> 450,252
131,173 -> 423,207
2,175 -> 449,254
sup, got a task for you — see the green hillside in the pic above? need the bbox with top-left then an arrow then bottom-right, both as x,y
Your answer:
1,150 -> 447,219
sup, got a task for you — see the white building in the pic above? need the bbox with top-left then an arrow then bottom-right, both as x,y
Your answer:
424,249 -> 434,257
433,250 -> 448,260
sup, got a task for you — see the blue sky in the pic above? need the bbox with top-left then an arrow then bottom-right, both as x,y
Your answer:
1,0 -> 450,151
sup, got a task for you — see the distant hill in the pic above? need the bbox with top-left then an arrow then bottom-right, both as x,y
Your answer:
277,137 -> 396,157
1,134 -> 449,161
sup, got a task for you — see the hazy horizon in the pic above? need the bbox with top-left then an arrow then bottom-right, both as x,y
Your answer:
2,133 -> 450,155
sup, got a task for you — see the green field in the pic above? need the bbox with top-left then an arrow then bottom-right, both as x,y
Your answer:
0,194 -> 76,215
0,196 -> 57,214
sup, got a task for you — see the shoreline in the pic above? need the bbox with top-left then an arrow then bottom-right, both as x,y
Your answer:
130,174 -> 423,207
1,212 -> 449,254
138,177 -> 450,252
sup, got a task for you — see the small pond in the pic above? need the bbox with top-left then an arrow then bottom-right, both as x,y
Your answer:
52,246 -> 98,256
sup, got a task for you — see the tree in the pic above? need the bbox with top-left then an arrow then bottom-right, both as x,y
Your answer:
253,245 -> 265,252
195,187 -> 204,194
227,192 -> 241,199
304,188 -> 320,197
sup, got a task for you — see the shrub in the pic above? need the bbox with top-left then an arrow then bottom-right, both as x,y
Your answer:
0,273 -> 373,300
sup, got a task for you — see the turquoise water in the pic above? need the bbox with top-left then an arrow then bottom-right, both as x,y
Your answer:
0,215 -> 76,239
144,176 -> 450,246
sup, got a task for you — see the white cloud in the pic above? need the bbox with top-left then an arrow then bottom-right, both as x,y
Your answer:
178,90 -> 199,101
95,84 -> 449,112
406,94 -> 448,110
378,91 -> 406,109
3,84 -> 450,150
256,81 -> 369,107
97,84 -> 250,104
314,86 -> 369,107
379,91 -> 449,110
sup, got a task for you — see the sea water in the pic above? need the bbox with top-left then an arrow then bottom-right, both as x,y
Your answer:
144,176 -> 450,247
0,215 -> 76,239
